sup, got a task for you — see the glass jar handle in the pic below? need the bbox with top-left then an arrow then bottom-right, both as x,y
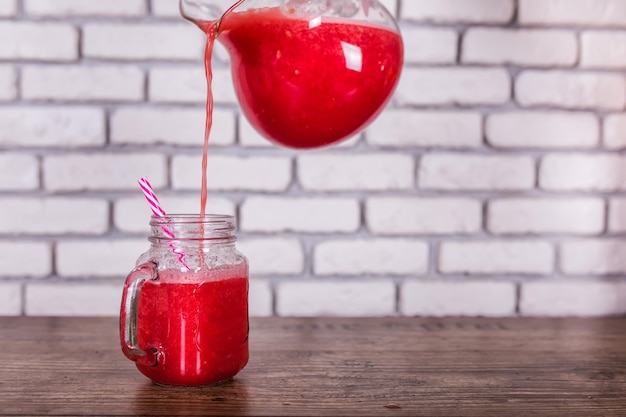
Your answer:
120,262 -> 159,367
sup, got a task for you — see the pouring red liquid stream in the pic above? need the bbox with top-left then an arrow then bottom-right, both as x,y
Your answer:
199,22 -> 216,218
199,0 -> 243,216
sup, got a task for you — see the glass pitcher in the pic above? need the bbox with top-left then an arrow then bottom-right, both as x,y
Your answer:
181,0 -> 404,149
120,214 -> 249,387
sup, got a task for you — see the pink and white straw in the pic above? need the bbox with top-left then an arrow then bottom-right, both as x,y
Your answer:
138,177 -> 190,271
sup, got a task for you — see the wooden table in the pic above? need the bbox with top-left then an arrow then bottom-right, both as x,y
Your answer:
1,317 -> 625,416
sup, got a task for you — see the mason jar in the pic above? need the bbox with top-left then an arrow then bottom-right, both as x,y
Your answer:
120,214 -> 249,386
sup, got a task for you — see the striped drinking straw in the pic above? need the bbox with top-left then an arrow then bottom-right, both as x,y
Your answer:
137,177 -> 190,272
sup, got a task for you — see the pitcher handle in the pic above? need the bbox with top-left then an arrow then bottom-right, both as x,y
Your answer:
120,261 -> 159,367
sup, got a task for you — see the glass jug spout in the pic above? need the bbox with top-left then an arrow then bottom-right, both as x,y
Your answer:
179,0 -> 234,27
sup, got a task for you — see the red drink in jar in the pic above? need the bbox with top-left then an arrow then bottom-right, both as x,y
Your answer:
120,215 -> 249,387
134,268 -> 248,386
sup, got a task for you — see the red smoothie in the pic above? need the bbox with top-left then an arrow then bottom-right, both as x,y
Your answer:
217,7 -> 403,149
134,268 -> 249,386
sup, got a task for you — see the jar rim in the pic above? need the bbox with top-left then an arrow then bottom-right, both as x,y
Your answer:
149,214 -> 236,242
150,214 -> 234,225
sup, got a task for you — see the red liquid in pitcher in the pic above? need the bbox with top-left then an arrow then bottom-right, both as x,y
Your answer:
135,268 -> 249,386
217,7 -> 403,149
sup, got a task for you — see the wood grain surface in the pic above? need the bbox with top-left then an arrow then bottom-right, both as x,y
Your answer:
0,316 -> 625,416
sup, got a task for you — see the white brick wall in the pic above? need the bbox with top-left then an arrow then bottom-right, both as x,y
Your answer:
401,281 -> 517,317
488,198 -> 605,235
0,22 -> 77,61
1,0 -> 625,317
0,241 -> 51,277
172,155 -> 291,191
0,65 -> 16,101
397,68 -> 510,106
608,198 -> 626,233
111,107 -> 235,146
604,114 -> 626,149
0,284 -> 21,316
298,153 -> 413,191
238,238 -> 304,275
516,71 -> 626,110
0,0 -> 17,17
241,197 -> 360,233
401,28 -> 457,64
114,196 -> 235,233
486,111 -> 599,149
83,24 -> 203,60
151,0 -> 180,17
44,153 -> 167,191
56,239 -> 147,277
248,279 -> 273,317
149,67 -> 236,104
0,107 -> 105,147
25,283 -> 122,316
519,0 -> 626,27
521,281 -> 626,316
581,31 -> 626,69
0,197 -> 108,235
540,154 -> 626,191
0,154 -> 39,190
366,197 -> 482,235
463,28 -> 577,67
314,239 -> 428,276
366,111 -> 482,148
24,0 -> 146,16
401,0 -> 514,24
439,241 -> 554,275
419,154 -> 535,191
22,66 -> 145,102
560,239 -> 626,275
276,280 -> 396,317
